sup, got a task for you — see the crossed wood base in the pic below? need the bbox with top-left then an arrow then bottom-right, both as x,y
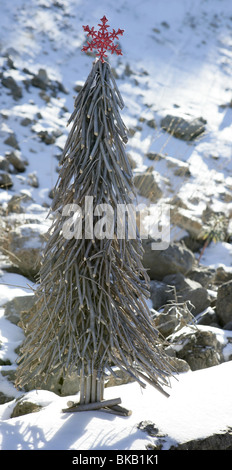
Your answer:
62,397 -> 132,416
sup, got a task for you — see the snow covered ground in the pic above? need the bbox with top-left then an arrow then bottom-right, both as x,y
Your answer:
0,0 -> 232,451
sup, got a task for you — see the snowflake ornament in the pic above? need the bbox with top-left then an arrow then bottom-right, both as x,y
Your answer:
82,16 -> 124,63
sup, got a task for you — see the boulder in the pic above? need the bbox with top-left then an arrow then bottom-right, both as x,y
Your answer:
4,133 -> 20,150
5,150 -> 26,172
11,398 -> 42,418
3,295 -> 36,325
0,155 -> 9,172
167,326 -> 223,371
142,239 -> 195,280
150,280 -> 174,310
162,272 -> 211,315
2,75 -> 22,100
147,427 -> 232,450
170,206 -> 206,238
161,114 -> 206,141
133,167 -> 162,202
0,171 -> 13,188
6,222 -> 49,279
168,429 -> 232,450
216,280 -> 232,327
152,302 -> 194,338
188,266 -> 216,288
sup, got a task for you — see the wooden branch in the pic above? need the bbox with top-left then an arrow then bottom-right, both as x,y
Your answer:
62,397 -> 121,413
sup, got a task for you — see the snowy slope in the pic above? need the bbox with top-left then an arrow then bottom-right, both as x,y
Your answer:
0,0 -> 232,451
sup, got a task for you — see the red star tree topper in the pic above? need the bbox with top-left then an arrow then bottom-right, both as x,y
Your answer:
82,15 -> 124,62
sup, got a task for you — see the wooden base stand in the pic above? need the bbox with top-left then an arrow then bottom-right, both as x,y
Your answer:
62,397 -> 132,416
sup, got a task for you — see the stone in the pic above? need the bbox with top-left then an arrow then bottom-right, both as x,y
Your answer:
168,326 -> 223,371
2,75 -> 22,100
0,391 -> 15,405
150,280 -> 174,310
152,301 -> 194,338
27,172 -> 39,188
162,272 -> 211,315
216,280 -> 232,327
0,155 -> 9,172
37,130 -> 56,145
134,167 -> 163,202
170,206 -> 206,238
7,193 -> 33,214
197,307 -> 220,328
20,117 -> 33,127
188,266 -> 216,288
161,114 -> 206,141
3,295 -> 36,325
215,267 -> 232,285
6,222 -> 49,279
11,398 -> 42,418
168,428 -> 232,450
31,68 -> 49,90
4,133 -> 20,150
152,308 -> 181,337
146,118 -> 157,129
5,151 -> 26,172
142,239 -> 195,280
0,171 -> 13,189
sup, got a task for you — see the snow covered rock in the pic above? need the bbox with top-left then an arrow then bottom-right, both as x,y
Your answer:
170,206 -> 206,238
133,167 -> 163,202
161,114 -> 206,141
167,326 -> 224,371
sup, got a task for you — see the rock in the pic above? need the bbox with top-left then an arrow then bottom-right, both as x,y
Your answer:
146,152 -> 164,161
134,167 -> 163,202
3,295 -> 36,325
142,239 -> 195,280
197,307 -> 220,328
170,206 -> 206,238
20,117 -> 33,127
6,222 -> 49,279
37,130 -> 56,145
2,75 -> 22,100
5,151 -> 26,172
4,133 -> 20,150
168,428 -> 232,450
31,68 -> 49,90
0,390 -> 15,405
152,301 -> 194,338
27,172 -> 39,188
11,398 -> 42,418
161,114 -> 206,141
146,118 -> 156,129
215,267 -> 232,285
168,326 -> 223,371
188,266 -> 216,288
150,280 -> 174,309
216,280 -> 232,327
0,171 -> 13,189
7,193 -> 33,214
0,155 -> 9,171
152,308 -> 181,337
162,272 -> 211,315
165,156 -> 191,177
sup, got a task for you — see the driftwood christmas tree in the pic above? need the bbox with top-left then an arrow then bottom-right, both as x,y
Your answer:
15,17 -> 173,415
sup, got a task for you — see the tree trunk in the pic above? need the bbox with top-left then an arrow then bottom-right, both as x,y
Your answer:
79,367 -> 104,404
